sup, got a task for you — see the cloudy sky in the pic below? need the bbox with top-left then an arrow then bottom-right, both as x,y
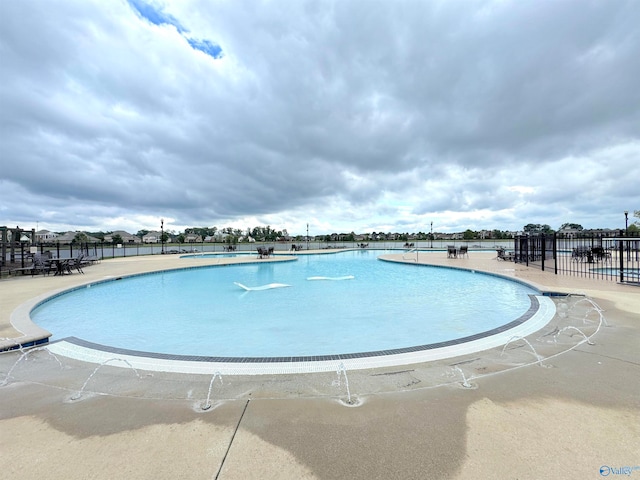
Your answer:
1,0 -> 638,236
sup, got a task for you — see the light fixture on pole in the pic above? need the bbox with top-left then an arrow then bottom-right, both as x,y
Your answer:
161,218 -> 165,254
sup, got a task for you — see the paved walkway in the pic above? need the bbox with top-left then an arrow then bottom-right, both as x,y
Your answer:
1,250 -> 638,479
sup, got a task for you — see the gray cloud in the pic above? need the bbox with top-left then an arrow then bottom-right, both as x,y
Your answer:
1,0 -> 638,235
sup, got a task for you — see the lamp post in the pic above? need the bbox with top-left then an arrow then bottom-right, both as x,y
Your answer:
624,210 -> 629,262
161,218 -> 165,254
624,210 -> 629,235
430,221 -> 433,249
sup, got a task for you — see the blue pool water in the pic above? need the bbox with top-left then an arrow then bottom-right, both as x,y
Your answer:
590,267 -> 640,279
181,252 -> 258,258
32,250 -> 538,357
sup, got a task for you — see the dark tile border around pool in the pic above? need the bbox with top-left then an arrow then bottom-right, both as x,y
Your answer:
54,295 -> 540,364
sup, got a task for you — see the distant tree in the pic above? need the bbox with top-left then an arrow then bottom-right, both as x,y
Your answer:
183,227 -> 210,238
176,233 -> 184,243
111,234 -> 123,245
136,229 -> 149,238
523,224 -> 554,234
559,223 -> 583,231
463,229 -> 476,240
73,232 -> 88,244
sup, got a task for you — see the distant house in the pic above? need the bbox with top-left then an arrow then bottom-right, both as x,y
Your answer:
558,227 -> 582,239
438,233 -> 464,241
143,231 -> 162,243
104,230 -> 141,244
35,229 -> 58,243
213,232 -> 231,242
587,228 -> 616,237
54,231 -> 101,243
184,233 -> 203,243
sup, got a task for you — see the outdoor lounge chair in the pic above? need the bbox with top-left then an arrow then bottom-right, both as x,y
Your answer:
10,263 -> 36,276
458,245 -> 468,258
496,248 -> 514,261
447,245 -> 457,258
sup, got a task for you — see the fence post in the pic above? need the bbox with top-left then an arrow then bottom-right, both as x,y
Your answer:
553,232 -> 558,274
619,231 -> 624,283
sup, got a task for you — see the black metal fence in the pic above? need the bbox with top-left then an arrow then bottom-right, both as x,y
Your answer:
1,241 -> 190,268
514,231 -> 640,284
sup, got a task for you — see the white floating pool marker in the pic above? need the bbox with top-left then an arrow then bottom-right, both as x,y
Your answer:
306,275 -> 355,281
233,282 -> 291,291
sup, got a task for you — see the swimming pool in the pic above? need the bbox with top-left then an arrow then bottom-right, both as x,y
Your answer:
33,250 -> 545,364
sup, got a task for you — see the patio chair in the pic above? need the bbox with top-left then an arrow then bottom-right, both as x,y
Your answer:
591,246 -> 610,262
70,254 -> 85,274
571,247 -> 590,262
447,245 -> 457,258
31,253 -> 53,276
458,245 -> 468,258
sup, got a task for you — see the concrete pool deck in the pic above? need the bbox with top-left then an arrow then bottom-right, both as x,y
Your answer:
1,250 -> 639,479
